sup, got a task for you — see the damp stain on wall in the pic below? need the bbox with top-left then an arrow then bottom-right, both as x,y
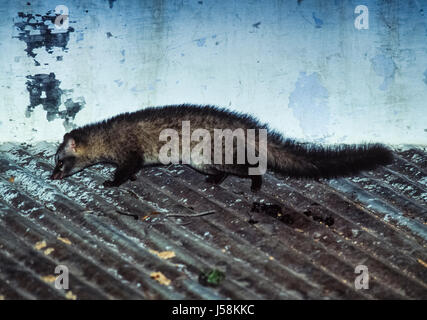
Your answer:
370,54 -> 396,91
195,37 -> 207,47
120,49 -> 125,63
13,11 -> 75,65
105,0 -> 117,9
312,12 -> 323,28
252,22 -> 261,29
25,73 -> 85,130
289,72 -> 330,141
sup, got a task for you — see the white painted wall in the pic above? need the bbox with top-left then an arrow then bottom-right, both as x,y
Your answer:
0,0 -> 426,145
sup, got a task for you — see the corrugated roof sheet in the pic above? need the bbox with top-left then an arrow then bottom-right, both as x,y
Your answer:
0,142 -> 426,299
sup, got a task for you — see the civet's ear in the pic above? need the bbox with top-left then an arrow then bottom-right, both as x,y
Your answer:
63,136 -> 77,154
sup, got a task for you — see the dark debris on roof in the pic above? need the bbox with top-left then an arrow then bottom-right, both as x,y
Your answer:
0,142 -> 426,299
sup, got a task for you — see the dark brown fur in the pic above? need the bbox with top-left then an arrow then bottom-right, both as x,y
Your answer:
50,104 -> 394,191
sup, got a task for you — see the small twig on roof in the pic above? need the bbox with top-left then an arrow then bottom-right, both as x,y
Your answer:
164,210 -> 216,218
115,209 -> 139,220
83,208 -> 138,220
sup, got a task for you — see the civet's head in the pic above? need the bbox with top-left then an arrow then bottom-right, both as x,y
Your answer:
50,133 -> 88,180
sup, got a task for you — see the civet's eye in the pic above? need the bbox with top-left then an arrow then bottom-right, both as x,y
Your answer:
58,160 -> 63,167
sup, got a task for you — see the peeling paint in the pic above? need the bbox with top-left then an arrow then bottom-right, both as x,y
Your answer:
14,11 -> 75,65
63,98 -> 85,130
25,73 -> 84,129
25,73 -> 62,121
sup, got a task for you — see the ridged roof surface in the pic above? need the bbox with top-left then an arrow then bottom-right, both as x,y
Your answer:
0,142 -> 426,299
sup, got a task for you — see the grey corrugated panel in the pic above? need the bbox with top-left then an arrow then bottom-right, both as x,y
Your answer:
0,150 -> 203,299
273,178 -> 427,295
139,168 -> 370,298
164,162 -> 427,296
150,166 -> 419,299
396,149 -> 427,171
0,142 -> 426,299
0,275 -> 32,300
136,167 -> 372,299
0,144 -> 263,299
0,250 -> 62,300
5,146 -> 278,299
9,144 -> 352,299
0,187 -> 162,299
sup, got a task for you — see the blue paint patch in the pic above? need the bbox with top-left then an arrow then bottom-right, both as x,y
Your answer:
130,86 -> 143,93
120,49 -> 125,64
76,32 -> 84,43
288,72 -> 329,140
195,37 -> 206,47
105,0 -> 116,9
423,68 -> 427,85
252,22 -> 261,29
312,12 -> 323,28
370,54 -> 396,91
114,79 -> 123,87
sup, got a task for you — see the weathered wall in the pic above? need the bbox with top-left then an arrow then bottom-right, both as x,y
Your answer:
0,0 -> 426,145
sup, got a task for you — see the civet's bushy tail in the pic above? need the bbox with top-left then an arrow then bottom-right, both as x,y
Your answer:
267,133 -> 394,179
